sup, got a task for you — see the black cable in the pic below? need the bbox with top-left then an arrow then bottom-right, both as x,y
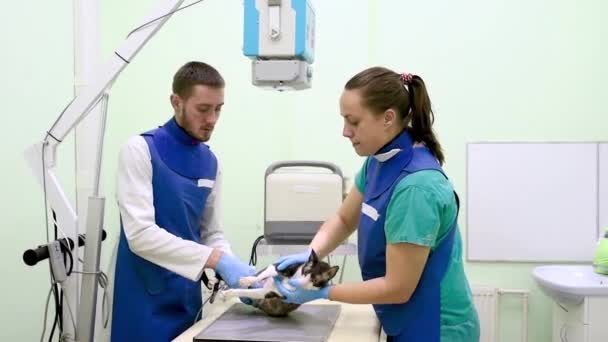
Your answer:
64,246 -> 74,276
67,250 -> 73,276
47,312 -> 57,342
45,131 -> 62,143
126,0 -> 205,39
52,210 -> 58,245
51,211 -> 63,337
51,213 -> 64,338
249,235 -> 265,266
48,282 -> 61,342
58,287 -> 63,334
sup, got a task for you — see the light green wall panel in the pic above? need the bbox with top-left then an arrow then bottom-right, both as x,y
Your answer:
0,1 -> 75,341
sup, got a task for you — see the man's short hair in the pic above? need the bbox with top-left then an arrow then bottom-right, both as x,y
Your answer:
172,61 -> 225,99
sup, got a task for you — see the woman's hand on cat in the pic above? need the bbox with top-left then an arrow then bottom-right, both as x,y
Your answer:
275,249 -> 312,271
273,277 -> 330,304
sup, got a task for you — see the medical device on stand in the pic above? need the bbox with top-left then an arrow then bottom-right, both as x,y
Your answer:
264,161 -> 344,244
250,161 -> 357,283
21,1 -> 315,342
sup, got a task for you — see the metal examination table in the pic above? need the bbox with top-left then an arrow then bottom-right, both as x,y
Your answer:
172,298 -> 383,342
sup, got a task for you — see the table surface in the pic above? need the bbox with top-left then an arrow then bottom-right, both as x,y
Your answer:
172,298 -> 381,342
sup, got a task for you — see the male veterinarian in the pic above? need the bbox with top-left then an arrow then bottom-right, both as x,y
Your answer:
110,61 -> 254,342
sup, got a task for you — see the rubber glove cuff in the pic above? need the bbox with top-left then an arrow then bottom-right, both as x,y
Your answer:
214,252 -> 255,289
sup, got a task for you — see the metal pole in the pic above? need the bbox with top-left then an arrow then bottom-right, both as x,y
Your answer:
76,197 -> 105,341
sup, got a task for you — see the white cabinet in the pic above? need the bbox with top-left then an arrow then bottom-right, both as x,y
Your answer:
552,297 -> 608,342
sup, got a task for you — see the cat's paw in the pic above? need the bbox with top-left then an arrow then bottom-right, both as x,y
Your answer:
239,276 -> 257,288
219,289 -> 234,300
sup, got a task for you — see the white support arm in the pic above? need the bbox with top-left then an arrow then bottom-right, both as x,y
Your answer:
24,1 -> 186,341
41,0 -> 186,167
25,0 -> 187,248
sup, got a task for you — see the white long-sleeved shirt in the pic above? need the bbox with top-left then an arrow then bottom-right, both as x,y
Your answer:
116,135 -> 233,282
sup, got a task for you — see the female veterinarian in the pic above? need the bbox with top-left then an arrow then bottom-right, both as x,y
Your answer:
273,66 -> 480,342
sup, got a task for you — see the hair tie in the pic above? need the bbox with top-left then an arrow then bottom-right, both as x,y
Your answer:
400,72 -> 413,84
400,72 -> 415,114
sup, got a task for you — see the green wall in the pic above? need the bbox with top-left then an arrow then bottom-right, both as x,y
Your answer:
2,1 -> 606,341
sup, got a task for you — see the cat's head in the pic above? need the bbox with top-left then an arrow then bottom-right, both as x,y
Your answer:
300,249 -> 339,288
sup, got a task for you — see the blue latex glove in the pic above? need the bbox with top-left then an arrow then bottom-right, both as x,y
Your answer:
273,277 -> 330,304
214,252 -> 256,289
275,249 -> 311,271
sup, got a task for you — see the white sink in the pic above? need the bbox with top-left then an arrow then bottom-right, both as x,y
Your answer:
532,265 -> 608,306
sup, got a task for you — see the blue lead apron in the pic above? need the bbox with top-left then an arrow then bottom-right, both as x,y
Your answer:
111,118 -> 217,342
358,130 -> 460,342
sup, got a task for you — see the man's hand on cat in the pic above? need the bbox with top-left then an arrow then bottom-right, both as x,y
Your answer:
213,252 -> 256,289
275,249 -> 312,271
273,277 -> 330,304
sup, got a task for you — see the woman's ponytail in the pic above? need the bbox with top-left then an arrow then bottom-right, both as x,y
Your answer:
405,75 -> 445,165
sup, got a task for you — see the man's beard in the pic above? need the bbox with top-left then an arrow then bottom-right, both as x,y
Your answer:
180,108 -> 211,142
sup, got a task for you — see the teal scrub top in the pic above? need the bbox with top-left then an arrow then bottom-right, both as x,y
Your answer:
355,158 -> 480,341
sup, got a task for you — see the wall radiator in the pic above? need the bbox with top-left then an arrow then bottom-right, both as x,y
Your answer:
472,286 -> 529,342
